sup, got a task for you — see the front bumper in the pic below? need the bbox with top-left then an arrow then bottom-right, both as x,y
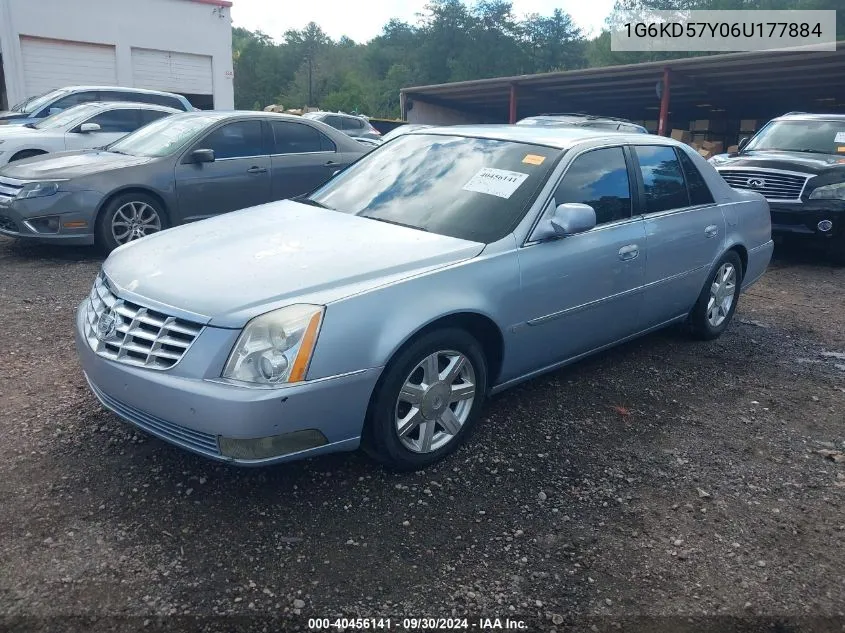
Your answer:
768,201 -> 845,241
0,190 -> 103,245
74,301 -> 382,465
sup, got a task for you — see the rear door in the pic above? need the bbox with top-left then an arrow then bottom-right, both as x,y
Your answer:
632,144 -> 725,326
174,119 -> 271,220
269,120 -> 343,199
64,108 -> 141,150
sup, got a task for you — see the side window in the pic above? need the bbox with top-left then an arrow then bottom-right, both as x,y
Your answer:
43,90 -> 99,114
83,109 -> 140,133
200,120 -> 264,159
323,115 -> 343,130
553,147 -> 632,225
342,117 -> 364,131
113,91 -> 139,102
140,109 -> 172,125
677,149 -> 715,206
271,121 -> 331,154
634,145 -> 690,213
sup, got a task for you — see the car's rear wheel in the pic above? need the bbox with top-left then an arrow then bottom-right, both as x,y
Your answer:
9,149 -> 46,162
96,193 -> 166,254
364,328 -> 487,471
689,250 -> 744,340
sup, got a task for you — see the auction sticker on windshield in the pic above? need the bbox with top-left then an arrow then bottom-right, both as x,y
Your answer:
463,167 -> 529,199
834,132 -> 845,143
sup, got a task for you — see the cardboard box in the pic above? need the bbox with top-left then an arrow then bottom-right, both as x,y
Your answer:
701,140 -> 724,153
697,148 -> 713,159
727,145 -> 739,153
671,129 -> 693,143
740,119 -> 759,132
690,119 -> 726,132
692,133 -> 708,143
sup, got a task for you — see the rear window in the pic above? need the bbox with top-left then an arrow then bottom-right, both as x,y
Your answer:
634,145 -> 689,213
678,149 -> 715,206
309,134 -> 560,243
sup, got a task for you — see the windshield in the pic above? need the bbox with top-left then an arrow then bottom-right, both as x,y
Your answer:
13,89 -> 69,114
33,103 -> 103,130
106,113 -> 218,157
745,119 -> 845,155
308,134 -> 560,243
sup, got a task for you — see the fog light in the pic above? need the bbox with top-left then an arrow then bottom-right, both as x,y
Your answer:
818,219 -> 833,232
219,429 -> 328,461
23,215 -> 60,234
63,220 -> 88,229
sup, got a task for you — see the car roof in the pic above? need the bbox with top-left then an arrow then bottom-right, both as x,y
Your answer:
51,85 -> 186,98
407,124 -> 663,149
73,101 -> 181,112
775,112 -> 845,122
522,113 -> 637,124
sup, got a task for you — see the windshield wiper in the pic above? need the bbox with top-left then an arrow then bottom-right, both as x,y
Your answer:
292,196 -> 333,210
22,122 -> 37,129
363,216 -> 429,232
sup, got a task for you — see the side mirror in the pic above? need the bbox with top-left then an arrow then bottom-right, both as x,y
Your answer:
48,107 -> 62,116
737,137 -> 750,152
79,122 -> 101,133
188,148 -> 215,164
550,202 -> 597,236
530,202 -> 597,242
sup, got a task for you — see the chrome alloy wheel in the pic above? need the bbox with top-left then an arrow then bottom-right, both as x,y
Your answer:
112,201 -> 162,244
395,350 -> 476,454
707,262 -> 737,328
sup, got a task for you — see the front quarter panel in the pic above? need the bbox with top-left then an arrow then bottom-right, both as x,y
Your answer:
306,238 -> 522,383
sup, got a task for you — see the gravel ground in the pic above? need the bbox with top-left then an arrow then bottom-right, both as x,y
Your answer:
1,236 -> 844,633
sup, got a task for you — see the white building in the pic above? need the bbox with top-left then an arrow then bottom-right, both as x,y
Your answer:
0,0 -> 234,111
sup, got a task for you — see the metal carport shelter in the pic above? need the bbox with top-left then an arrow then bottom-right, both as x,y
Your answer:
400,42 -> 845,135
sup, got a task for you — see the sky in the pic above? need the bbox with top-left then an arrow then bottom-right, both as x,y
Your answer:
230,0 -> 617,44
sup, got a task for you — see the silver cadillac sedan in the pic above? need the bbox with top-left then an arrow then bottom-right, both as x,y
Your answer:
75,125 -> 774,471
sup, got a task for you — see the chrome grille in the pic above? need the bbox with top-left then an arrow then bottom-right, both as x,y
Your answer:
84,273 -> 204,370
0,177 -> 23,204
717,168 -> 810,202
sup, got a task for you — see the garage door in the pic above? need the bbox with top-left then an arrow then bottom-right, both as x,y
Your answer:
20,36 -> 117,97
131,48 -> 213,95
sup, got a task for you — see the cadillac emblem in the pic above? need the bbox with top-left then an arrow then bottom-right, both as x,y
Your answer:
96,310 -> 120,341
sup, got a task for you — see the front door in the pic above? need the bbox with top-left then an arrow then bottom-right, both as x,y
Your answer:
631,145 -> 727,326
175,119 -> 271,222
515,146 -> 647,374
268,120 -> 343,200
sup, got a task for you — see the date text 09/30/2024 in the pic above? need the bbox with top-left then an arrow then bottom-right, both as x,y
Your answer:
308,617 -> 529,630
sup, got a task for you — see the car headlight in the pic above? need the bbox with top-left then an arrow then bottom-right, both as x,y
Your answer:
16,181 -> 63,200
809,181 -> 845,200
222,304 -> 324,386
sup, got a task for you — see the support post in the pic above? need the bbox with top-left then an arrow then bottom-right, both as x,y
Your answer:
400,91 -> 407,121
509,84 -> 518,124
658,67 -> 671,136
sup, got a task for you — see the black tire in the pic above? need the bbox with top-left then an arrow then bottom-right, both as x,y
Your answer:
95,192 -> 167,254
9,150 -> 46,162
689,250 -> 744,341
363,328 -> 488,471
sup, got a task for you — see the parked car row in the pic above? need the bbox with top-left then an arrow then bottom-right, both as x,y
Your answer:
0,110 -> 367,250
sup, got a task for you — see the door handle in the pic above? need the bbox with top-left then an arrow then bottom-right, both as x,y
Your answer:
618,244 -> 639,261
246,166 -> 268,174
704,224 -> 719,238
325,160 -> 338,166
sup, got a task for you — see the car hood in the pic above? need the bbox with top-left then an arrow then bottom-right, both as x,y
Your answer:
0,111 -> 28,122
711,149 -> 845,176
0,150 -> 153,180
0,124 -> 38,138
103,200 -> 486,328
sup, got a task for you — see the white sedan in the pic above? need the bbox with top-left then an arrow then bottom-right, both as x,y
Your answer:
0,101 -> 179,165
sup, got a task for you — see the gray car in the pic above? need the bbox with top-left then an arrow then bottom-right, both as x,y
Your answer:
0,111 -> 366,251
74,126 -> 774,471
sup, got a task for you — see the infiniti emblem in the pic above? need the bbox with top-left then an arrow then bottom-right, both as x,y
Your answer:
96,310 -> 120,340
747,177 -> 766,188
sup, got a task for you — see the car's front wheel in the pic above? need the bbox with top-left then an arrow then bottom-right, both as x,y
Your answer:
689,250 -> 744,340
96,193 -> 166,253
364,328 -> 488,471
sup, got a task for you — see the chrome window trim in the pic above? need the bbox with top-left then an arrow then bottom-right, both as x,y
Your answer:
213,154 -> 270,162
269,150 -> 335,158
